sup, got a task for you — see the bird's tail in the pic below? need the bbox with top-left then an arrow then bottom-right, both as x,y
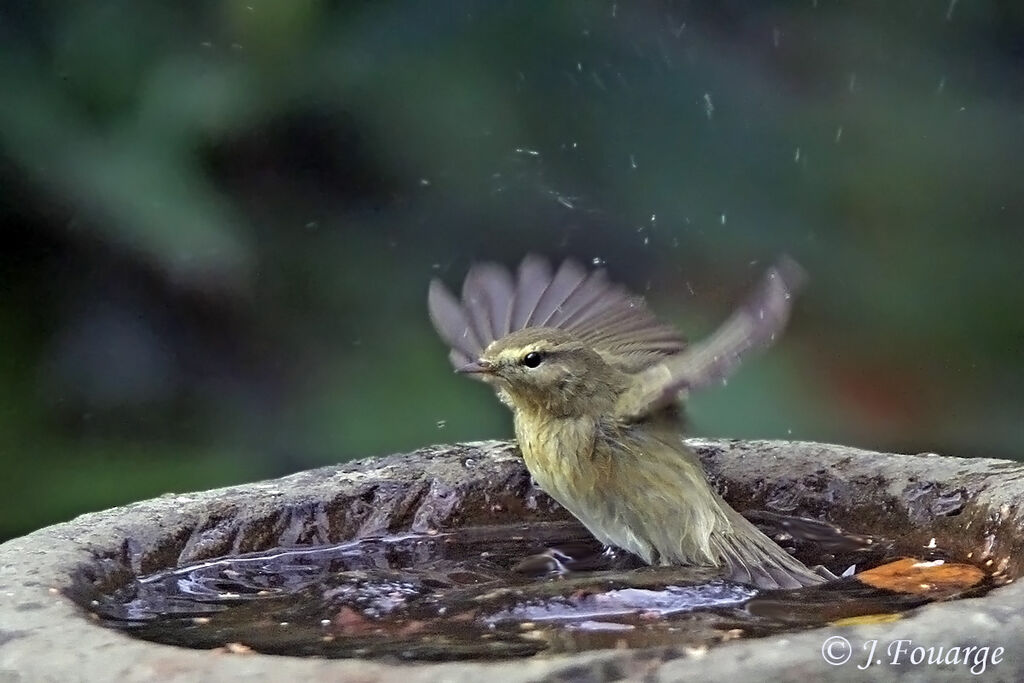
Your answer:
712,504 -> 828,590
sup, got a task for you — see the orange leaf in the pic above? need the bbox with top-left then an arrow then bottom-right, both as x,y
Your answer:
856,558 -> 984,594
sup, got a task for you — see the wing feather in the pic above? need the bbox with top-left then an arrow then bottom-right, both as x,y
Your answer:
511,255 -> 553,329
615,257 -> 806,420
471,263 -> 516,340
544,270 -> 612,328
428,254 -> 688,372
530,259 -> 588,327
461,266 -> 499,346
430,253 -> 804,422
428,279 -> 484,358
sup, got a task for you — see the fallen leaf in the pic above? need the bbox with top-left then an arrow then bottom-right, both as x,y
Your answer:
856,558 -> 984,594
831,612 -> 904,626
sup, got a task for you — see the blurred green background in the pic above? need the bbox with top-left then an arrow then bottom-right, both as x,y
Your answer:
1,1 -> 1022,542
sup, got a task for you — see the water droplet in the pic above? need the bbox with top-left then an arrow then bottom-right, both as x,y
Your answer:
702,93 -> 714,119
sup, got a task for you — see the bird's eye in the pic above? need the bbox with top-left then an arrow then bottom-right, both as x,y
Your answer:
522,351 -> 544,368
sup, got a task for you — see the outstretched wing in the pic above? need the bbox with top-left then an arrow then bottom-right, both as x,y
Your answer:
428,255 -> 687,372
614,257 -> 805,421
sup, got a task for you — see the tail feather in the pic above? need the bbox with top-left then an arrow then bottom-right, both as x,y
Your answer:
714,507 -> 827,590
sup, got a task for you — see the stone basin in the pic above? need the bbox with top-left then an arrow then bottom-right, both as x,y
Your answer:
2,439 -> 1024,682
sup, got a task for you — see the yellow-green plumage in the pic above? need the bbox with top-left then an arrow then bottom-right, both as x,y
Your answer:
515,403 -> 822,588
428,255 -> 825,589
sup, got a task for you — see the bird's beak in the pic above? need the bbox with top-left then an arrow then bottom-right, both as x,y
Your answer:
456,359 -> 494,374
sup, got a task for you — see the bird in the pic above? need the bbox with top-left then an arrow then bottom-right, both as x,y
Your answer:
427,254 -> 826,590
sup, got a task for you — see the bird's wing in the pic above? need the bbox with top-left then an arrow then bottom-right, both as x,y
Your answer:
614,257 -> 805,421
428,254 -> 686,371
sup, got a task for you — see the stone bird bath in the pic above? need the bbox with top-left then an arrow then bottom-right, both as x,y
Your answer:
2,439 -> 1024,681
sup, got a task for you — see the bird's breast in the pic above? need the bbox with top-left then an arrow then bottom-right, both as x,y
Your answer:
513,412 -> 603,502
514,411 -> 655,558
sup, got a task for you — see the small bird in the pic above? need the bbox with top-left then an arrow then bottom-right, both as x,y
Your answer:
428,255 -> 826,589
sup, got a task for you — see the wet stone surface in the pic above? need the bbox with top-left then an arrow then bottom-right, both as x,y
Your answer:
4,439 -> 1024,681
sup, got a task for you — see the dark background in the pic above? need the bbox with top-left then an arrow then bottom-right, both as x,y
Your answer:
2,0 -> 1022,542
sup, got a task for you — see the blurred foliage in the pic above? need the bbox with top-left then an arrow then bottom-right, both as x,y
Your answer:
1,0 -> 1022,541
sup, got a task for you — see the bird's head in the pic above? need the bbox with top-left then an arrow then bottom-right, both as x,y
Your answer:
458,327 -> 620,417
